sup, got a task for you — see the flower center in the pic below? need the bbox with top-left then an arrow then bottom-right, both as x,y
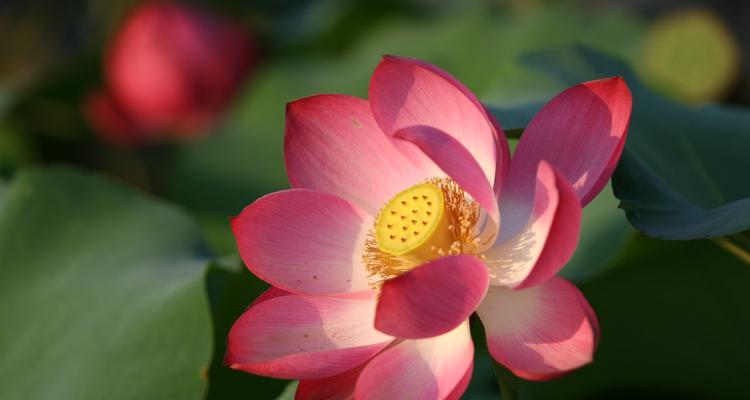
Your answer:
374,183 -> 453,262
364,178 -> 481,286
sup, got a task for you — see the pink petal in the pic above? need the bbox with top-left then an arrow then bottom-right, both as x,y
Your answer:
484,161 -> 581,288
395,125 -> 500,252
506,77 -> 632,206
226,292 -> 392,380
285,94 -> 435,216
296,352 -> 474,400
248,286 -> 292,308
296,363 -> 365,400
574,283 -> 601,347
355,322 -> 474,399
445,360 -> 474,400
476,277 -> 598,380
374,255 -> 489,339
232,189 -> 374,295
369,55 -> 501,186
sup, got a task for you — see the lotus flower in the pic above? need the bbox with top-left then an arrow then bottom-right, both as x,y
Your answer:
84,2 -> 256,146
227,56 -> 632,399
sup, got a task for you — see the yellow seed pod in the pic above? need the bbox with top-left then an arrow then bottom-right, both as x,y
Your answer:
375,183 -> 453,262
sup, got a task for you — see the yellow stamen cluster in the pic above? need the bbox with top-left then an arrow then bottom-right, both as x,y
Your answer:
363,178 -> 480,287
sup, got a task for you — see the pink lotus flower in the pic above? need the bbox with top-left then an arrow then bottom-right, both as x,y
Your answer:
227,56 -> 632,399
84,2 -> 256,146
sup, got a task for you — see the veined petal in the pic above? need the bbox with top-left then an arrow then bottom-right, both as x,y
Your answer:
285,94 -> 434,215
485,161 -> 581,288
225,292 -> 392,380
369,55 -> 501,186
374,255 -> 489,339
355,322 -> 474,400
507,77 -> 632,206
477,277 -> 598,380
395,125 -> 500,252
232,189 -> 373,295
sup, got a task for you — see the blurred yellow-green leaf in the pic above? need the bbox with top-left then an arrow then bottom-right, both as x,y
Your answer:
639,8 -> 741,103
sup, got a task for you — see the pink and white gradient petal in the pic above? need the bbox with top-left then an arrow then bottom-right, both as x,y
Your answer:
285,94 -> 435,216
355,322 -> 474,400
477,277 -> 598,380
484,161 -> 581,288
445,359 -> 474,400
225,292 -> 392,380
369,55 -> 502,186
395,125 -> 500,252
374,255 -> 489,339
232,189 -> 373,295
505,77 -> 632,206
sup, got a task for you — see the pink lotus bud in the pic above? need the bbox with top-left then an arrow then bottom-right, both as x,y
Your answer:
85,2 -> 257,146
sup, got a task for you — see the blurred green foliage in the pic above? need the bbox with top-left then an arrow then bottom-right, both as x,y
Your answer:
0,168 -> 211,399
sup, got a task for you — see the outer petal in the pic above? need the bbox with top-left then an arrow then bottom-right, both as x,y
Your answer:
369,55 -> 500,185
574,284 -> 601,348
296,355 -> 474,400
285,94 -> 434,215
506,77 -> 632,206
484,161 -> 581,288
225,292 -> 392,380
248,286 -> 292,308
445,360 -> 473,400
232,189 -> 373,295
395,125 -> 500,252
296,363 -> 365,400
374,255 -> 489,339
477,277 -> 597,380
356,322 -> 474,400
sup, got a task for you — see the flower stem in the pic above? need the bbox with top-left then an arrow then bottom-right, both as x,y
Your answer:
713,232 -> 750,265
491,361 -> 520,400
